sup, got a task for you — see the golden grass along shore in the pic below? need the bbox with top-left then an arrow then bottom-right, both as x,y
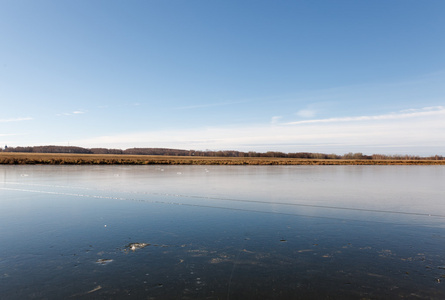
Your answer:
1,152 -> 444,165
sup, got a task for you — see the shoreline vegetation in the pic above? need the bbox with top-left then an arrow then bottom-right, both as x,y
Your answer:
1,147 -> 444,166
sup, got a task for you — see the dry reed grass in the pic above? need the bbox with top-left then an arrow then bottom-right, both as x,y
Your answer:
1,152 -> 444,165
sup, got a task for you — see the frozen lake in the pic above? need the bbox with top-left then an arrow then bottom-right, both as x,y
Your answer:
1,165 -> 445,299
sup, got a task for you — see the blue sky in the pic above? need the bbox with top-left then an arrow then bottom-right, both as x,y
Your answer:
1,1 -> 444,155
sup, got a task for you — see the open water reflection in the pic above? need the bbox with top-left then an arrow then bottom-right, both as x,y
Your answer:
1,165 -> 445,299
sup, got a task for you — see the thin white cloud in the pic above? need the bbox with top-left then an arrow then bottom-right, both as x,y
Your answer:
0,117 -> 33,123
400,106 -> 444,113
174,99 -> 251,110
57,110 -> 87,116
286,106 -> 445,125
71,106 -> 445,155
270,116 -> 282,124
296,109 -> 316,118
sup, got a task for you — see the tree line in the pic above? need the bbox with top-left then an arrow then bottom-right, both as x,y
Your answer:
1,145 -> 443,160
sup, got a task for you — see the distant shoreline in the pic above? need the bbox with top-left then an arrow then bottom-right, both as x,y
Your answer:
1,153 -> 444,165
